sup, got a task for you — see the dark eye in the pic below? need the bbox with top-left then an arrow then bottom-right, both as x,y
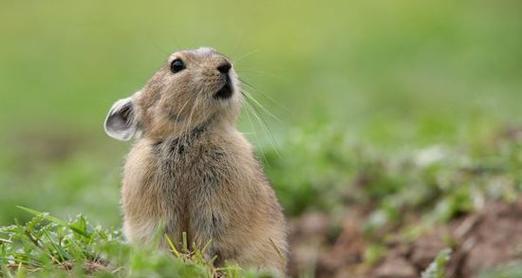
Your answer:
170,58 -> 185,73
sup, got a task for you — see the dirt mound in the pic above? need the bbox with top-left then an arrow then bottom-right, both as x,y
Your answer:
288,200 -> 522,277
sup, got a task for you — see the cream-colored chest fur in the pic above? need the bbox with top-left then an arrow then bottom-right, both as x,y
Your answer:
122,129 -> 258,247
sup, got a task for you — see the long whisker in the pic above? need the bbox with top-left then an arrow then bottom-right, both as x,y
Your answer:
241,88 -> 281,123
239,78 -> 289,113
242,93 -> 281,158
235,67 -> 286,82
242,98 -> 269,164
233,49 -> 260,64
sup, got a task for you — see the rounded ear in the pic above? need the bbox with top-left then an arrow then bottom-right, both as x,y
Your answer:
104,97 -> 138,141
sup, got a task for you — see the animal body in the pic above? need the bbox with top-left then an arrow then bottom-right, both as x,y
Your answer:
104,47 -> 287,275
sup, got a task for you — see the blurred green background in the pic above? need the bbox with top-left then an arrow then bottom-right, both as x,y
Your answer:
0,0 -> 521,228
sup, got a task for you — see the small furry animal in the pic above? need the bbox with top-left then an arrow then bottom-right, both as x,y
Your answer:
104,47 -> 287,274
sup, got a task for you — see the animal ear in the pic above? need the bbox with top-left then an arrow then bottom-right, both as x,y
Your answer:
104,97 -> 138,141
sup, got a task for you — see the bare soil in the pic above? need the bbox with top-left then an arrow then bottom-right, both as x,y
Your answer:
288,199 -> 522,277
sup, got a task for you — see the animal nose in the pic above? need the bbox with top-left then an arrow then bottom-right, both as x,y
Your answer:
217,62 -> 231,74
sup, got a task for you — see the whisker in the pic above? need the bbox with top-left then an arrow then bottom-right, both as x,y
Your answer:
239,78 -> 289,113
243,97 -> 281,158
241,89 -> 281,123
233,49 -> 260,64
243,99 -> 270,164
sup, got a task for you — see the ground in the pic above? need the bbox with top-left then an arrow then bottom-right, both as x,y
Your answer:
289,200 -> 522,277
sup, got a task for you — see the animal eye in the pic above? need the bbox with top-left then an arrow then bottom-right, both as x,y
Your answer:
170,58 -> 185,73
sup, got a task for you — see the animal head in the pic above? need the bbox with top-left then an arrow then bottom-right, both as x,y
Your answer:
104,47 -> 241,141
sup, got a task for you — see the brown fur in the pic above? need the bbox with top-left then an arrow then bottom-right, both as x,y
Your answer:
106,48 -> 287,274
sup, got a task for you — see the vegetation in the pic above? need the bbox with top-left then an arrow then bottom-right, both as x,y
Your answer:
421,249 -> 452,278
0,208 -> 266,277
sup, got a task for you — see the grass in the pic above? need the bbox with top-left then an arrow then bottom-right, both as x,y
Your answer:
264,124 -> 522,219
421,249 -> 452,278
0,208 -> 269,278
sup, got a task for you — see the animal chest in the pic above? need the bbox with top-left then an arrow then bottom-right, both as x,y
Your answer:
152,136 -> 230,245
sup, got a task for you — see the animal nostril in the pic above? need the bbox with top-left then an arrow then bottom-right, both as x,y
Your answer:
217,62 -> 231,74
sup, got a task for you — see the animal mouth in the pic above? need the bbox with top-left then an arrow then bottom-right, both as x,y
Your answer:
214,77 -> 233,99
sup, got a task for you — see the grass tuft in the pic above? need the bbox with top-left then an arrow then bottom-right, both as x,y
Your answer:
0,208 -> 272,278
421,248 -> 452,278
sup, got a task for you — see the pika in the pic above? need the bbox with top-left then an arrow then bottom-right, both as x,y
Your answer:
104,47 -> 287,274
